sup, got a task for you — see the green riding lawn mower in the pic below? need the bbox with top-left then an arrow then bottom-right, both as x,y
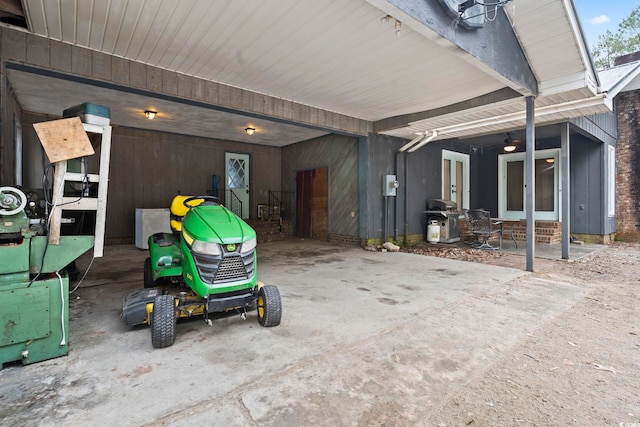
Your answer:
122,195 -> 282,348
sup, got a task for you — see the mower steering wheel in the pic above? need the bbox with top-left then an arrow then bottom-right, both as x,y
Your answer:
0,186 -> 27,216
182,195 -> 221,208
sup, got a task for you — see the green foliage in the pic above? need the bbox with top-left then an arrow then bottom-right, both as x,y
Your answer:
592,6 -> 640,69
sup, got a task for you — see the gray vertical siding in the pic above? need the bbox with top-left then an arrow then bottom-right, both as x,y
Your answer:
570,134 -> 603,234
571,112 -> 617,145
365,133 -> 404,240
365,134 -> 460,241
282,134 -> 359,238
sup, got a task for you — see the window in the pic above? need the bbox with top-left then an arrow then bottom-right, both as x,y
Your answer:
608,145 -> 615,217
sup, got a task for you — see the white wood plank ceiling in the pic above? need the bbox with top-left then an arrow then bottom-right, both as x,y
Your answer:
383,0 -> 611,141
19,0 -> 608,144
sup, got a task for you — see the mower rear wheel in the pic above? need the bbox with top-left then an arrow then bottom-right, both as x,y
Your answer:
144,258 -> 155,288
151,295 -> 177,348
257,285 -> 282,327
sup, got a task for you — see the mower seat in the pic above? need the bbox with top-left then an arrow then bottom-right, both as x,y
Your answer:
169,195 -> 204,233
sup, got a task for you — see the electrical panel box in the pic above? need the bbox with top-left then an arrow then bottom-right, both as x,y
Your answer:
383,175 -> 399,197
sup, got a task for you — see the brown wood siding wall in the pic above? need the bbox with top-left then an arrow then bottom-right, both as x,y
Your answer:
0,27 -> 370,245
20,112 -> 280,242
109,128 -> 281,241
282,134 -> 359,239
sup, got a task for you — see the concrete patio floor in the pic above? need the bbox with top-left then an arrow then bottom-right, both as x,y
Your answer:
0,238 -> 588,426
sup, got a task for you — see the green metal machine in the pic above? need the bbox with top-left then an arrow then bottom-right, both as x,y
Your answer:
0,186 -> 94,367
0,111 -> 112,369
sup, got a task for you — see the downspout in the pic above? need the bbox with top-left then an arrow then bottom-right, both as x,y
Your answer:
404,152 -> 409,245
394,151 -> 401,241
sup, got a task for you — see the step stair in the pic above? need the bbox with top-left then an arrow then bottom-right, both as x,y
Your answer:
246,219 -> 284,243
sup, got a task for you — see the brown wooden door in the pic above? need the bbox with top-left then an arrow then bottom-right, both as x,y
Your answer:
296,169 -> 313,238
296,168 -> 328,240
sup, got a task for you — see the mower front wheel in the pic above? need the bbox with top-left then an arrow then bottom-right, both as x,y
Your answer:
257,285 -> 282,327
151,295 -> 177,348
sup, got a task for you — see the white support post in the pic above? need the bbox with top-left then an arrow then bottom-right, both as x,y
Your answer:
48,160 -> 68,245
525,96 -> 536,272
561,123 -> 570,259
93,124 -> 112,258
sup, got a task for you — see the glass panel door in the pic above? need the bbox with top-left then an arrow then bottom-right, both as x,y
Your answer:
499,149 -> 559,220
506,160 -> 523,212
225,152 -> 250,219
442,150 -> 469,211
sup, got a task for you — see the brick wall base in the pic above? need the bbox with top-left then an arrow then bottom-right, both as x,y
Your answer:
459,220 -> 610,244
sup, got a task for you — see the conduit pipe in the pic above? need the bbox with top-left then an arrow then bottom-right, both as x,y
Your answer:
399,130 -> 438,153
395,130 -> 438,245
399,133 -> 425,152
408,129 -> 438,153
406,94 -> 608,142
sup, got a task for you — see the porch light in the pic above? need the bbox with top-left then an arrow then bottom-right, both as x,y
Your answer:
503,132 -> 519,152
245,127 -> 255,135
144,110 -> 157,120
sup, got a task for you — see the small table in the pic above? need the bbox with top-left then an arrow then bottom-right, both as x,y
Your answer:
492,218 -> 519,249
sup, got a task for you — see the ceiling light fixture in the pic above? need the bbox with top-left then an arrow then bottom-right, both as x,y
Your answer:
245,127 -> 255,135
503,132 -> 519,152
145,110 -> 157,120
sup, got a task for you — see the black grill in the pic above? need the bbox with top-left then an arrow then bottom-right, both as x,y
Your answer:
191,250 -> 255,284
216,255 -> 245,281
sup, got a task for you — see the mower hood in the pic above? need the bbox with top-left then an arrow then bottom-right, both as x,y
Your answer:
182,205 -> 255,244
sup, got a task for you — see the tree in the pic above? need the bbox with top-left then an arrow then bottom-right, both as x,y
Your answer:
591,6 -> 640,69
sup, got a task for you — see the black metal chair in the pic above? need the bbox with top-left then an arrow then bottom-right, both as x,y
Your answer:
464,209 -> 503,250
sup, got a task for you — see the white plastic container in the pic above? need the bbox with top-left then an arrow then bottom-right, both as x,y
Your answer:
427,219 -> 440,244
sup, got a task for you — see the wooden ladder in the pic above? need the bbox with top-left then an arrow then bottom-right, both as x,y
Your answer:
48,123 -> 112,258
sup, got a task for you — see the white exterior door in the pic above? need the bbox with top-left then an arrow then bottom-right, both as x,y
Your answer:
442,150 -> 469,211
225,152 -> 250,219
498,149 -> 560,220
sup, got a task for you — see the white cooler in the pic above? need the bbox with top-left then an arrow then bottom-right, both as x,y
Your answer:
135,208 -> 171,249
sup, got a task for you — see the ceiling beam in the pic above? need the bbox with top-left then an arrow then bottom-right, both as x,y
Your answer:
373,87 -> 520,133
367,0 -> 538,96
